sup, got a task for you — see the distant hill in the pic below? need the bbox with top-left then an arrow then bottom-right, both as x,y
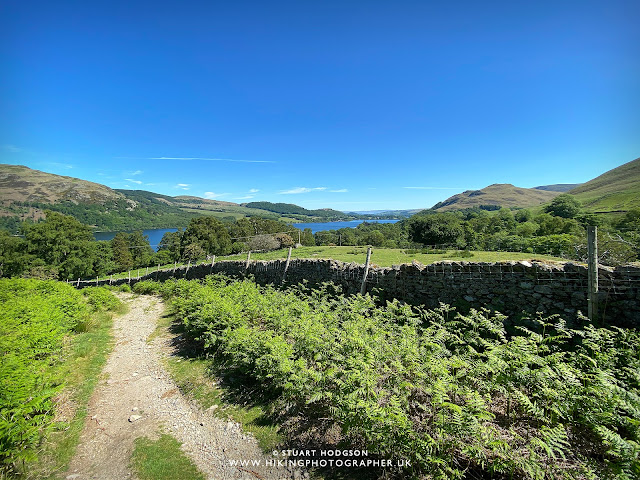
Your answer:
0,164 -> 123,204
567,157 -> 640,212
432,184 -> 561,211
346,209 -> 421,217
242,201 -> 352,220
0,164 -> 360,232
533,184 -> 581,192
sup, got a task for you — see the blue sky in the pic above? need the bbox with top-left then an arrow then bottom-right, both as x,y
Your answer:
1,0 -> 639,211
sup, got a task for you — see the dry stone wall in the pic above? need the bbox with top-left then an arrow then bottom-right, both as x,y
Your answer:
77,259 -> 640,327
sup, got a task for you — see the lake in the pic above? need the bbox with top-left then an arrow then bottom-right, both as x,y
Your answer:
292,219 -> 401,233
92,220 -> 401,251
93,228 -> 178,251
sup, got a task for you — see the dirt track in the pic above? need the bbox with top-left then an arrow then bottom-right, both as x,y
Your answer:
64,293 -> 299,480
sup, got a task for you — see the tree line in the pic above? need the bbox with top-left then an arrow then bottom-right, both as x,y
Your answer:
0,213 -> 314,281
1,195 -> 638,280
313,195 -> 640,264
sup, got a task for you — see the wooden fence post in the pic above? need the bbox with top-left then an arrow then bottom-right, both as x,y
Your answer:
245,251 -> 251,269
282,246 -> 293,283
587,226 -> 598,323
210,255 -> 216,273
360,247 -> 372,295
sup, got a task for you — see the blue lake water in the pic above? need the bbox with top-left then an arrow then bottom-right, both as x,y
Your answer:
93,228 -> 178,251
92,220 -> 400,251
292,219 -> 401,233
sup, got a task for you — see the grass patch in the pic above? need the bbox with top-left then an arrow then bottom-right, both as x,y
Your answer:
96,247 -> 565,282
130,433 -> 205,480
27,308 -> 125,479
218,246 -> 564,266
155,309 -> 282,451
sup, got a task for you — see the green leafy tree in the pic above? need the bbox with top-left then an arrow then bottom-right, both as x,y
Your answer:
274,233 -> 294,248
534,213 -> 581,236
93,241 -> 116,276
545,194 -> 582,218
111,232 -> 134,271
158,229 -> 183,261
181,217 -> 232,256
514,209 -> 533,223
516,221 -> 538,237
231,241 -> 246,254
153,249 -> 173,266
23,211 -> 98,280
126,231 -> 154,267
300,228 -> 315,246
407,213 -> 464,246
182,243 -> 206,261
0,231 -> 32,277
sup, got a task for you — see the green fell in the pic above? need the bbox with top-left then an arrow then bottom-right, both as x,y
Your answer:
568,157 -> 640,212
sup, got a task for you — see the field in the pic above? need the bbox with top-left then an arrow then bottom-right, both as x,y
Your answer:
93,247 -> 565,282
218,246 -> 565,266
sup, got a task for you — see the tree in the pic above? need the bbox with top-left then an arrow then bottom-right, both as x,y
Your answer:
182,243 -> 206,261
23,211 -> 98,280
534,213 -> 581,236
0,231 -> 32,277
300,228 -> 315,246
516,221 -> 538,237
514,209 -> 533,223
231,242 -> 246,254
545,194 -> 582,219
363,230 -> 385,247
158,229 -> 183,261
181,217 -> 232,256
247,234 -> 280,251
111,232 -> 134,271
407,214 -> 464,246
274,233 -> 294,248
126,231 -> 154,267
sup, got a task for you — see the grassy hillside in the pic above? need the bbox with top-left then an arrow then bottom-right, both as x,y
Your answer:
432,183 -> 560,211
0,164 -> 122,204
568,157 -> 640,212
0,164 -> 360,232
533,183 -> 581,192
242,201 -> 353,220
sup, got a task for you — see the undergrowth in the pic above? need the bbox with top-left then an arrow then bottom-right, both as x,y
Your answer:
0,279 -> 122,477
139,276 -> 640,479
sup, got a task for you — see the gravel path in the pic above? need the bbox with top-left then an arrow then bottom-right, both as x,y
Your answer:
65,293 -> 300,480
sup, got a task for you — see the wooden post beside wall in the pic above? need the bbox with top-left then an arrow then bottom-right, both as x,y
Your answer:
360,247 -> 373,295
282,246 -> 293,283
587,226 -> 598,323
245,251 -> 251,269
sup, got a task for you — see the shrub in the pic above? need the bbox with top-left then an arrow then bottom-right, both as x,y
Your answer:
165,277 -> 640,479
133,280 -> 162,295
0,279 -> 89,472
247,234 -> 280,251
82,286 -> 122,312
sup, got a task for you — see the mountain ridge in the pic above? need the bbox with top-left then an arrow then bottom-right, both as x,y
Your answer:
431,183 -> 561,211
